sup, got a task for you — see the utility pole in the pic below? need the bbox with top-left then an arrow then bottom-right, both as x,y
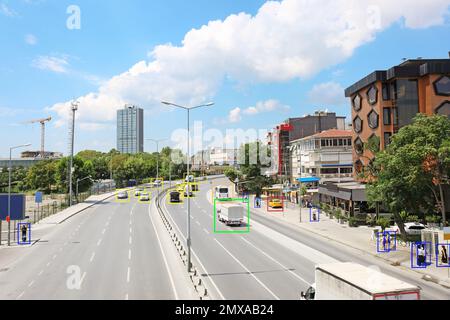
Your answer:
162,101 -> 214,273
69,100 -> 79,207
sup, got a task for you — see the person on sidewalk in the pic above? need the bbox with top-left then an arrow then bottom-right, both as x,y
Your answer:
440,246 -> 448,265
417,245 -> 426,267
21,224 -> 28,243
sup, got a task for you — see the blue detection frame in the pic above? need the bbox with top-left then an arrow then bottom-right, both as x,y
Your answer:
17,222 -> 31,245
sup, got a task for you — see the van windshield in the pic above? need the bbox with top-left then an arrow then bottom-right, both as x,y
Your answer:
219,188 -> 228,193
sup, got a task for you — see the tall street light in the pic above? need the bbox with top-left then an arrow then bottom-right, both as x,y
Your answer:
76,176 -> 93,203
69,100 -> 79,207
162,101 -> 214,272
146,138 -> 168,183
8,143 -> 31,246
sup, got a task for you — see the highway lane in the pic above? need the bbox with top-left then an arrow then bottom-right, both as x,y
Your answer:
0,189 -> 195,300
162,181 -> 320,300
161,179 -> 450,300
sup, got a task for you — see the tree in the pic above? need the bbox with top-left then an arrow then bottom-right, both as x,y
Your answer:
56,156 -> 94,193
367,114 -> 450,235
25,161 -> 57,193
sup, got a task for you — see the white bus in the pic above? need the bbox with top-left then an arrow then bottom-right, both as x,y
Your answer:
215,186 -> 229,199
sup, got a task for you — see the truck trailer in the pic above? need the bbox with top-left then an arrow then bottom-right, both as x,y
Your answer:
301,262 -> 421,300
217,204 -> 244,226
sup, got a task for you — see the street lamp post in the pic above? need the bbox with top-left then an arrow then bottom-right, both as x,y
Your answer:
146,138 -> 168,185
162,101 -> 214,272
69,100 -> 79,207
76,176 -> 93,203
7,143 -> 31,246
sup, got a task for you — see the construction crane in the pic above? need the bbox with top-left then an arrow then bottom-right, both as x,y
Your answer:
25,117 -> 52,158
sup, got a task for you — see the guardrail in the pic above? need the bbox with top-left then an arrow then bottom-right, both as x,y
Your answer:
155,176 -> 224,300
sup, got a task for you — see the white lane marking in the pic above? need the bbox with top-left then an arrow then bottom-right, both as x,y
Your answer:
80,272 -> 87,287
16,291 -> 25,300
38,270 -> 44,276
162,196 -> 225,300
52,254 -> 57,260
127,267 -> 131,283
241,237 -> 311,286
28,280 -> 35,288
196,221 -> 201,226
125,293 -> 129,300
102,228 -> 106,235
90,252 -> 96,263
148,204 -> 179,300
130,227 -> 132,234
59,247 -> 63,252
203,228 -> 210,235
97,239 -> 102,246
129,236 -> 132,245
46,262 -> 51,267
129,220 -> 132,226
128,249 -> 132,260
214,239 -> 280,300
105,221 -> 110,227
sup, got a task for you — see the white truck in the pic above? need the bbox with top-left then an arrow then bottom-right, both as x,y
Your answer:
301,262 -> 421,300
217,204 -> 244,226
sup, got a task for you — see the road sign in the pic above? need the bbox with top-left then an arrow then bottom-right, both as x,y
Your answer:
444,227 -> 450,241
0,194 -> 26,221
35,192 -> 43,204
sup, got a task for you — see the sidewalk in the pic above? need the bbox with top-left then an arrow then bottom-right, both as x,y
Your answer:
39,191 -> 116,225
247,195 -> 450,289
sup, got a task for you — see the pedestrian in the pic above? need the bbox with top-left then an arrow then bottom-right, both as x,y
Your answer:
441,246 -> 448,265
21,224 -> 28,243
417,245 -> 426,267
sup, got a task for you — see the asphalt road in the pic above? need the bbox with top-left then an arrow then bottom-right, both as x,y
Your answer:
0,187 -> 195,300
161,178 -> 450,300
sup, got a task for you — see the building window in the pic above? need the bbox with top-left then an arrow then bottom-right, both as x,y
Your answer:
367,85 -> 378,105
353,94 -> 362,112
435,101 -> 450,118
367,110 -> 379,129
367,134 -> 380,153
433,76 -> 450,96
382,83 -> 390,101
384,132 -> 392,149
353,116 -> 363,133
394,79 -> 419,127
354,137 -> 364,155
383,108 -> 392,125
355,160 -> 363,174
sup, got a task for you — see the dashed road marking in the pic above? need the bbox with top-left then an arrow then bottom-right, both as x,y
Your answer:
203,228 -> 210,235
38,270 -> 44,276
16,291 -> 25,300
102,228 -> 106,235
127,267 -> 131,283
196,221 -> 201,226
52,254 -> 57,260
97,239 -> 102,246
46,262 -> 51,267
128,249 -> 132,260
90,252 -> 96,263
125,293 -> 129,300
129,236 -> 132,245
28,280 -> 35,288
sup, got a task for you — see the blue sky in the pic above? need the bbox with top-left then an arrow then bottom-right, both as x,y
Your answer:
1,0 -> 450,157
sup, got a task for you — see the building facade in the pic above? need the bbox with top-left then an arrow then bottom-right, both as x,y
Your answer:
117,105 -> 144,154
345,58 -> 450,175
266,111 -> 346,180
290,129 -> 354,184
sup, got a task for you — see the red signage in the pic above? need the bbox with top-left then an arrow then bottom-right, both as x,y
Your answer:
6,216 -> 10,223
280,124 -> 293,131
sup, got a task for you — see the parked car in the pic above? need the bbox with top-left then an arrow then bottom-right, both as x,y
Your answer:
139,193 -> 150,202
269,198 -> 283,208
117,191 -> 128,199
170,191 -> 181,203
391,222 -> 427,235
153,180 -> 162,187
184,184 -> 193,197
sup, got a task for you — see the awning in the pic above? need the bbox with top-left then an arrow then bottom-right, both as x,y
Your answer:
297,177 -> 321,183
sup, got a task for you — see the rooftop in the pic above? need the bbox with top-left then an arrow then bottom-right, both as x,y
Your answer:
345,57 -> 450,97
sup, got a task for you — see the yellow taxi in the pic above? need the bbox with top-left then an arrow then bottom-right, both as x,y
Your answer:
269,198 -> 283,208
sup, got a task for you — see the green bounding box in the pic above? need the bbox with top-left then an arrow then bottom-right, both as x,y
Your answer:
213,198 -> 250,234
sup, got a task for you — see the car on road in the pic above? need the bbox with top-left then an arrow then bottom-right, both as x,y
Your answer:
139,193 -> 150,202
117,191 -> 128,199
153,180 -> 162,187
391,222 -> 427,235
184,185 -> 193,197
170,191 -> 181,203
185,175 -> 194,183
269,198 -> 283,208
191,184 -> 199,192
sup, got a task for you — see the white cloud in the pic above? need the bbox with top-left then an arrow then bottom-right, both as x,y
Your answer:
49,0 -> 450,125
243,99 -> 290,116
25,34 -> 38,45
32,55 -> 69,73
228,107 -> 242,123
79,122 -> 112,132
308,81 -> 347,106
0,3 -> 16,17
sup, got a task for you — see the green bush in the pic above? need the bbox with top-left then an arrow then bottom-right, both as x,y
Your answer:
377,217 -> 391,231
406,215 -> 420,223
348,217 -> 358,227
425,215 -> 441,224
